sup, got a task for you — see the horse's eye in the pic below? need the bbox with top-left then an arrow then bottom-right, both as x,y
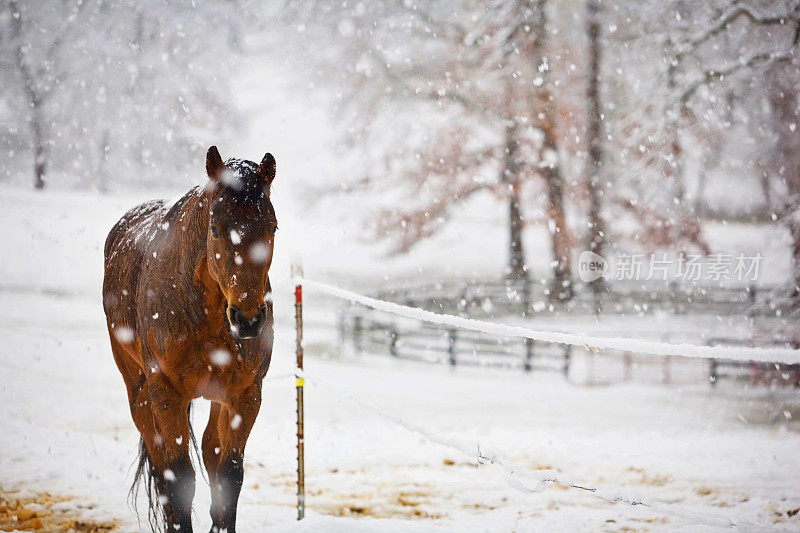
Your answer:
211,226 -> 220,239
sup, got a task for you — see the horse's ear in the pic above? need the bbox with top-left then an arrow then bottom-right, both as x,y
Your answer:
257,153 -> 276,189
206,146 -> 225,183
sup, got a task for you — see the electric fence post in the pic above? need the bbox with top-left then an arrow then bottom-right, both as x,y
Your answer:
292,264 -> 305,520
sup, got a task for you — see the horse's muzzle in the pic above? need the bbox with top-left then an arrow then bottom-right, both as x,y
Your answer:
228,304 -> 267,339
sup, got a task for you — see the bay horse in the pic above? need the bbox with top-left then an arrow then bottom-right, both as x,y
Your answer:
102,146 -> 277,532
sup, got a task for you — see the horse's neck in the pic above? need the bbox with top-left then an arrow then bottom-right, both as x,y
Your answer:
173,187 -> 216,293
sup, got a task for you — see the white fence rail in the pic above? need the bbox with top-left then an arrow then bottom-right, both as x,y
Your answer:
301,277 -> 800,364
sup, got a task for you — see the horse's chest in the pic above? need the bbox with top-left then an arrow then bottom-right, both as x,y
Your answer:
165,331 -> 266,401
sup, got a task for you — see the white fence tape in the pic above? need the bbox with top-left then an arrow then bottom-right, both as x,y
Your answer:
298,277 -> 800,364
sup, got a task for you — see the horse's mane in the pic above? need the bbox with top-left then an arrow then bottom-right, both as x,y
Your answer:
219,158 -> 269,205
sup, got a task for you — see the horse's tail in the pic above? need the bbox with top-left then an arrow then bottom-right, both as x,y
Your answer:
129,436 -> 162,533
187,402 -> 207,483
129,402 -> 205,531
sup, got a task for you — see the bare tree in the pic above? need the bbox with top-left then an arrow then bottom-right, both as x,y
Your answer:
523,0 -> 574,300
6,0 -> 86,189
503,122 -> 527,280
764,63 -> 800,295
288,0 -> 576,297
585,0 -> 605,304
287,0 -> 800,315
1,0 -> 243,191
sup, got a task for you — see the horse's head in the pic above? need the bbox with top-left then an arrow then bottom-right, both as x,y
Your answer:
204,146 -> 277,339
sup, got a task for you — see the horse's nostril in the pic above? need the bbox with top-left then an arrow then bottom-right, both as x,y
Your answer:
227,304 -> 265,338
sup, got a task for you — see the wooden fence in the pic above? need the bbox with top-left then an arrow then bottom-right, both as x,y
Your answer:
336,279 -> 800,386
340,309 -> 571,374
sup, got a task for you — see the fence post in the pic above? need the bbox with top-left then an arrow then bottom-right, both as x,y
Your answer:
291,266 -> 305,521
389,327 -> 398,357
563,345 -> 572,380
448,329 -> 457,367
337,307 -> 345,347
624,352 -> 632,381
353,315 -> 363,353
709,358 -> 718,386
670,280 -> 685,315
522,278 -> 531,316
524,338 -> 534,372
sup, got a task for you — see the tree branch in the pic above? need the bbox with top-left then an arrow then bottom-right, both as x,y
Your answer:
679,50 -> 795,103
681,1 -> 800,55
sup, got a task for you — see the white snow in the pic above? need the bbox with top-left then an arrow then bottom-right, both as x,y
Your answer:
211,349 -> 232,366
0,189 -> 799,532
305,372 -> 744,529
249,242 -> 270,264
1,54 -> 799,533
112,325 -> 134,344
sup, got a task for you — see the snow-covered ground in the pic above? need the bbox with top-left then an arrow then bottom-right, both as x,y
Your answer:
2,56 -> 800,532
1,183 -> 800,533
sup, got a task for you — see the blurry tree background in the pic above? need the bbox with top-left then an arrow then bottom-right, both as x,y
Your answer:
1,0 -> 799,300
284,0 -> 800,299
0,0 -> 245,191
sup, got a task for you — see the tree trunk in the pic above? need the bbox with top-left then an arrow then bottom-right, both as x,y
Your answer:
665,39 -> 687,205
540,118 -> 573,302
785,170 -> 800,297
792,216 -> 800,296
585,0 -> 605,307
502,123 -> 528,280
765,65 -> 800,300
10,0 -> 47,190
759,171 -> 772,218
542,142 -> 573,303
508,182 -> 526,280
525,0 -> 573,302
32,109 -> 46,190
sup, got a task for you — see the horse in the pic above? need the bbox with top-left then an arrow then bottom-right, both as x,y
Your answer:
102,146 -> 277,532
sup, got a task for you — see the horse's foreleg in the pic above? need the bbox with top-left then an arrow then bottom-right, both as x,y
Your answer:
211,384 -> 262,533
202,402 -> 223,525
148,371 -> 195,533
